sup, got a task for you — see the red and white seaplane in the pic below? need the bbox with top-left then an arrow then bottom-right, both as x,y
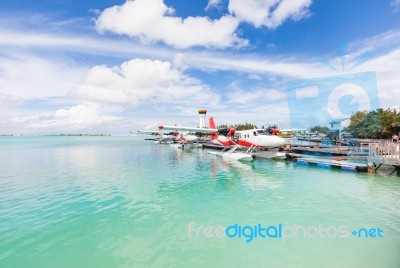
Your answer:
158,117 -> 285,161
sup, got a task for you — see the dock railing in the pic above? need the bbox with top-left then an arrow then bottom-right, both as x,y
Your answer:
359,138 -> 391,146
368,141 -> 400,166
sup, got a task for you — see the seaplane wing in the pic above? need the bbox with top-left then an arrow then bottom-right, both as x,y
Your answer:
136,130 -> 162,135
158,125 -> 217,133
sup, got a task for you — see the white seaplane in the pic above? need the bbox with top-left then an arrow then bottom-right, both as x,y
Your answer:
136,130 -> 176,144
136,129 -> 199,145
158,117 -> 285,161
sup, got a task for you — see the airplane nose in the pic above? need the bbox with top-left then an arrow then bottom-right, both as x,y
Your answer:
261,135 -> 285,147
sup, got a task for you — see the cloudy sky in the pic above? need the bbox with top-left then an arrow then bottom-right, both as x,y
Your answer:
1,0 -> 399,134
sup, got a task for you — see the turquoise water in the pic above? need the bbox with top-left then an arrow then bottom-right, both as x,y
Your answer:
0,136 -> 399,268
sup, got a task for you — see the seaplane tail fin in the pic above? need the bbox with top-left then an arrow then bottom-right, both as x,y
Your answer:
209,117 -> 218,140
209,116 -> 216,129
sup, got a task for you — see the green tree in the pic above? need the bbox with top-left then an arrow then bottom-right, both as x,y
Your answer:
234,122 -> 258,131
310,125 -> 329,133
217,122 -> 258,130
346,108 -> 400,138
350,111 -> 368,126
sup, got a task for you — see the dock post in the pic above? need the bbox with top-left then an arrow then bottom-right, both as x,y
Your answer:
367,162 -> 376,174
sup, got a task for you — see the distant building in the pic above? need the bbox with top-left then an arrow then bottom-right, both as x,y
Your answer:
328,118 -> 350,139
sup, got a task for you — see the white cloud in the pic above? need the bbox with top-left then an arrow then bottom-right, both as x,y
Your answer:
295,86 -> 319,99
0,29 -> 328,79
10,103 -> 121,130
95,0 -> 312,48
70,58 -> 221,107
375,72 -> 400,110
248,73 -> 262,80
185,52 -> 329,78
0,52 -> 86,99
228,0 -> 312,28
96,0 -> 246,49
225,82 -> 286,106
1,12 -> 400,134
391,0 -> 400,11
206,0 -> 223,10
0,28 -> 177,63
208,101 -> 291,129
340,32 -> 400,111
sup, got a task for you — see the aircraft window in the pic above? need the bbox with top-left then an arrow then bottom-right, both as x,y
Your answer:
253,131 -> 257,136
257,130 -> 270,135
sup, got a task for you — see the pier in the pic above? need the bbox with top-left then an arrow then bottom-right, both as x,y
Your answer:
368,142 -> 400,175
286,153 -> 368,172
290,144 -> 349,156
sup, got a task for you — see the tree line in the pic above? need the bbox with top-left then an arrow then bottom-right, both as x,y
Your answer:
218,122 -> 258,131
344,108 -> 400,138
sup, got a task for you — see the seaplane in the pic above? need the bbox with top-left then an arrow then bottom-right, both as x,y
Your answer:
158,117 -> 285,161
136,130 -> 178,144
138,130 -> 202,148
169,131 -> 201,149
156,125 -> 211,149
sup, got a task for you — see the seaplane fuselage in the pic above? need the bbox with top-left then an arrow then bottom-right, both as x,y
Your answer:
236,129 -> 285,147
211,129 -> 285,148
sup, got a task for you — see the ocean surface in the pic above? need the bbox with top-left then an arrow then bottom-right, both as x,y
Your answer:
0,136 -> 399,268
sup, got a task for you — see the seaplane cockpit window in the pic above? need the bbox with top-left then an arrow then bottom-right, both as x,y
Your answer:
257,130 -> 270,135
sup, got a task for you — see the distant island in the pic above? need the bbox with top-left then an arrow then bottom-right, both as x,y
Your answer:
0,134 -> 111,136
47,134 -> 111,136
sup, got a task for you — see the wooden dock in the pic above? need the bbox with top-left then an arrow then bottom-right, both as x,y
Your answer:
286,153 -> 368,172
290,144 -> 348,156
368,142 -> 400,175
288,143 -> 369,157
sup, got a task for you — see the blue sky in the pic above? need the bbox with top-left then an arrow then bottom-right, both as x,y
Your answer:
0,0 -> 399,134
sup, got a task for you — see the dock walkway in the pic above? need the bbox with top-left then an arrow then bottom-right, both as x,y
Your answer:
368,142 -> 400,176
368,142 -> 400,166
286,153 -> 368,172
289,143 -> 368,156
